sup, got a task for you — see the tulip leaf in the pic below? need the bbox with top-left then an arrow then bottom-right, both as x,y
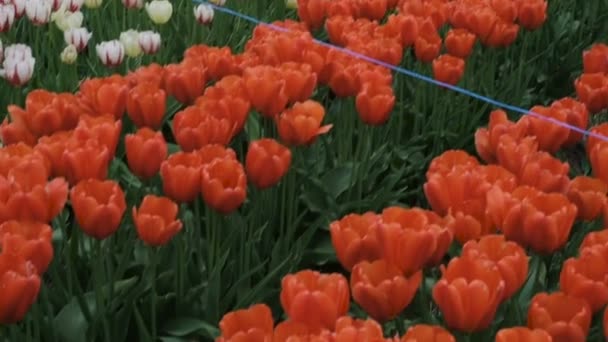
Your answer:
321,164 -> 354,200
54,293 -> 96,342
162,317 -> 219,339
305,235 -> 337,266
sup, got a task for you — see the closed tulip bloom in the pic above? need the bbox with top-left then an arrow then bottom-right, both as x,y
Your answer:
351,260 -> 421,322
426,149 -> 479,177
0,4 -> 15,33
73,114 -> 122,157
579,229 -> 608,253
333,316 -> 386,341
96,40 -> 124,67
121,0 -> 143,9
127,82 -> 167,129
432,256 -> 505,332
0,220 -> 53,274
445,28 -> 476,58
84,0 -> 103,9
201,158 -> 247,214
132,195 -> 182,246
461,234 -> 529,300
160,151 -> 202,203
62,139 -> 111,185
164,62 -> 207,104
517,0 -> 547,30
217,304 -> 274,342
60,44 -> 77,64
119,29 -> 142,58
273,320 -> 332,341
432,54 -> 465,85
276,100 -> 332,146
550,97 -> 589,146
566,176 -> 607,221
583,44 -> 608,74
355,84 -> 395,126
172,106 -> 236,152
297,0 -> 327,30
70,179 -> 126,240
516,151 -> 570,193
560,244 -> 608,313
194,3 -> 213,25
138,30 -> 161,55
474,110 -> 530,164
1,46 -> 35,87
25,0 -> 51,25
401,324 -> 456,342
245,138 -> 291,189
279,62 -> 317,104
243,65 -> 289,118
414,19 -> 441,63
525,105 -> 570,153
486,186 -> 577,254
527,292 -> 591,342
574,73 -> 608,113
125,128 -> 167,180
495,327 -> 552,342
280,270 -> 350,331
0,159 -> 68,224
145,0 -> 172,24
0,252 -> 41,324
78,75 -> 130,119
329,212 -> 383,271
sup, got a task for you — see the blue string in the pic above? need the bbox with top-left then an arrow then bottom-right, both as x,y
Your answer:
194,0 -> 608,143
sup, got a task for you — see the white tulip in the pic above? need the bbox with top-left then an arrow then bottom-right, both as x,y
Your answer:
119,29 -> 142,58
25,0 -> 52,25
83,0 -> 102,9
60,44 -> 77,64
51,8 -> 83,31
193,3 -> 213,25
138,30 -> 160,55
96,40 -> 124,67
0,4 -> 15,32
145,0 -> 172,24
64,27 -> 91,52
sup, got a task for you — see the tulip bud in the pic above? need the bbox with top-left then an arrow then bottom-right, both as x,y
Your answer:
64,27 -> 91,52
145,0 -> 172,24
121,0 -> 143,9
84,0 -> 103,9
25,0 -> 51,25
138,30 -> 161,55
96,40 -> 124,67
193,3 -> 213,25
119,29 -> 142,58
0,4 -> 15,32
208,0 -> 225,6
285,0 -> 297,9
60,44 -> 77,64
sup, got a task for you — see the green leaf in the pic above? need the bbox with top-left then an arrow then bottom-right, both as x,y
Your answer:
163,317 -> 219,339
321,164 -> 354,199
167,143 -> 181,155
305,235 -> 337,266
54,293 -> 96,342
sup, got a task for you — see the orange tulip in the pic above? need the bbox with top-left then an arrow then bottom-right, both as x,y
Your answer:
132,195 -> 182,246
35,131 -> 73,179
0,117 -> 37,146
0,252 -> 41,324
0,220 -> 53,274
333,316 -> 386,341
495,327 -> 552,342
125,128 -> 168,180
0,159 -> 68,224
273,320 -> 332,342
355,84 -> 395,126
490,0 -> 518,23
495,135 -> 539,176
525,105 -> 570,153
486,186 -> 577,254
426,149 -> 479,178
574,73 -> 608,113
280,270 -> 350,331
329,212 -> 383,271
527,292 -> 591,342
297,0 -> 328,30
200,158 -> 247,214
280,62 -> 318,104
126,63 -> 165,88
172,106 -> 236,152
432,54 -> 466,85
163,61 -> 207,104
517,0 -> 547,30
583,43 -> 608,74
62,138 -> 111,186
414,19 -> 441,63
216,303 -> 274,342
351,260 -> 421,322
245,138 -> 292,189
381,206 -> 452,266
589,142 -> 608,185
0,142 -> 50,178
384,14 -> 419,47
276,100 -> 332,146
160,151 -> 202,203
466,6 -> 498,42
243,65 -> 289,118
5,90 -> 81,139
198,144 -> 238,165
432,255 -> 505,332
550,97 -> 589,147
69,179 -> 126,240
400,324 -> 455,342
186,46 -> 241,81
78,75 -> 129,119
376,221 -> 437,276
566,176 -> 607,221
444,28 -> 476,59
126,82 -> 167,129
475,109 -> 530,164
482,20 -> 519,48
461,234 -> 529,300
580,229 -> 608,254
516,151 -> 570,193
560,244 -> 608,313
73,114 -> 122,158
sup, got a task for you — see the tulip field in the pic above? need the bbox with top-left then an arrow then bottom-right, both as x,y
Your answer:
3,0 -> 608,340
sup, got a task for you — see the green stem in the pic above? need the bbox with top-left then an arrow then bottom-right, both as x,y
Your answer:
149,248 -> 158,341
94,240 -> 112,342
